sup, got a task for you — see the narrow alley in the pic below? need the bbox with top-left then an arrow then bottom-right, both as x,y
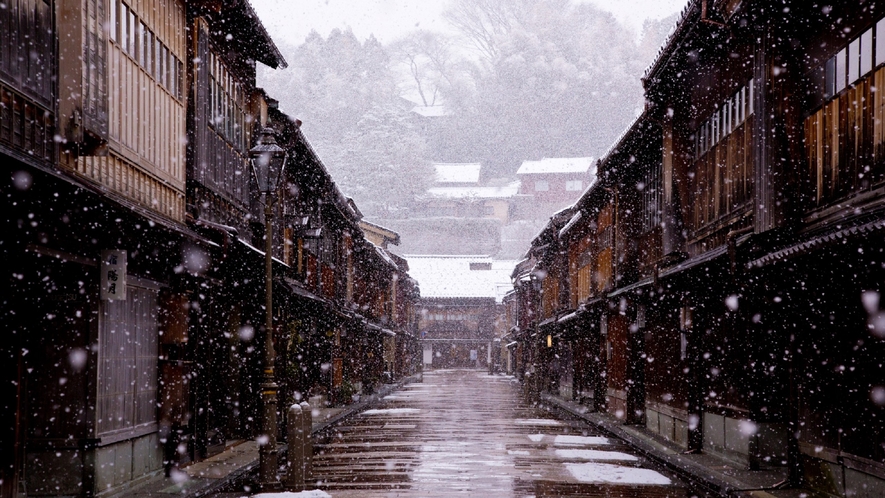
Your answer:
299,369 -> 696,497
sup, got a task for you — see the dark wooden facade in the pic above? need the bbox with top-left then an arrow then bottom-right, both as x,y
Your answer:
1,1 -> 421,496
511,2 -> 885,496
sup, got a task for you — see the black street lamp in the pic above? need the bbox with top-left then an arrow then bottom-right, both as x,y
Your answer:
250,126 -> 289,489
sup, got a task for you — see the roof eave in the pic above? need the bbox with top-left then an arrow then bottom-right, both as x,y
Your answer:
232,0 -> 288,69
642,0 -> 700,93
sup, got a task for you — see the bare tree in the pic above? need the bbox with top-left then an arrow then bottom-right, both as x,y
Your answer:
442,0 -> 571,62
391,31 -> 458,107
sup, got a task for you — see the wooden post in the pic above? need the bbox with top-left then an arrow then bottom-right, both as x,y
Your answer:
300,401 -> 313,485
661,113 -> 687,258
284,404 -> 303,490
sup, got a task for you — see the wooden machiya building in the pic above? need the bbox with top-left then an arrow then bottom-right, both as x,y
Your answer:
407,256 -> 514,370
176,0 -> 287,465
511,1 -> 885,496
3,0 -> 202,494
1,0 -> 421,496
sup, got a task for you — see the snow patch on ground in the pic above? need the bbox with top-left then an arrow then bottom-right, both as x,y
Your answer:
565,462 -> 671,485
475,374 -> 514,380
514,418 -> 563,426
251,491 -> 332,498
383,394 -> 419,400
553,435 -> 610,446
508,449 -> 531,455
362,408 -> 421,415
527,434 -> 545,442
555,449 -> 638,461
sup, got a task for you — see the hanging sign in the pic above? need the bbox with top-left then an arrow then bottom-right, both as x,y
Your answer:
100,250 -> 127,300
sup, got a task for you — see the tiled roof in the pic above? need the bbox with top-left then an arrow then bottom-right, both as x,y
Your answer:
404,255 -> 518,303
643,0 -> 697,83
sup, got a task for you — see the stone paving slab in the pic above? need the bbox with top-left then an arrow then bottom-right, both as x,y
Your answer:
307,369 -> 696,497
186,441 -> 260,480
120,373 -> 819,498
114,378 -> 417,498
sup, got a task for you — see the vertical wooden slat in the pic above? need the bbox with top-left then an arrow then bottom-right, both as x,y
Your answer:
875,68 -> 885,174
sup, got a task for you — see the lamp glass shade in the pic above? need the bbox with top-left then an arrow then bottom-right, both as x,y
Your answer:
250,127 -> 288,194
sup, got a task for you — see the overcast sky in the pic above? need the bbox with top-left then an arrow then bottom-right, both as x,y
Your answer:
250,0 -> 689,48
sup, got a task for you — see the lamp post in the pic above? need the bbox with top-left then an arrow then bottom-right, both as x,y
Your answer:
250,126 -> 289,489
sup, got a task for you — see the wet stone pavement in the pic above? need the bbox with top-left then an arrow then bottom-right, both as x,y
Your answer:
304,369 -> 703,497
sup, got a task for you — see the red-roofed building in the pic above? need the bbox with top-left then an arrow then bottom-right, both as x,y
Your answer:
516,157 -> 596,203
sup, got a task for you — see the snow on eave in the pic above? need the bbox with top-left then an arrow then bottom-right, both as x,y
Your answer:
281,117 -> 362,224
559,211 -> 583,239
597,110 -> 649,166
427,182 -> 520,199
642,0 -> 699,86
359,219 -> 401,246
433,162 -> 482,184
527,204 -> 577,249
372,244 -> 400,271
403,254 -> 492,259
516,157 -> 594,175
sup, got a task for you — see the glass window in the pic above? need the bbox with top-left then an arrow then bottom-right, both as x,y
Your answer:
723,101 -> 730,135
535,180 -> 549,192
155,38 -> 161,78
696,127 -> 703,157
163,46 -> 170,88
825,57 -> 836,99
566,180 -> 583,191
706,121 -> 712,150
807,64 -> 826,110
861,28 -> 873,76
748,79 -> 754,116
128,10 -> 136,57
177,60 -> 184,99
109,0 -> 117,42
139,22 -> 147,67
836,48 -> 847,93
170,52 -> 176,92
878,19 -> 885,66
171,55 -> 177,94
711,110 -> 718,145
736,87 -> 743,124
145,31 -> 152,76
120,3 -> 129,52
848,39 -> 860,83
731,97 -> 736,131
705,123 -> 710,151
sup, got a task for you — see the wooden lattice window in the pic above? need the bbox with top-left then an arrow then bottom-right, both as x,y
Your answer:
804,17 -> 885,207
96,283 -> 159,436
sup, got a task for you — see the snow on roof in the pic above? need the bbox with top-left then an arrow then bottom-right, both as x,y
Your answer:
373,244 -> 399,270
433,163 -> 482,184
559,211 -> 583,239
405,255 -> 518,303
516,157 -> 594,175
411,105 -> 448,118
427,181 -> 520,199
